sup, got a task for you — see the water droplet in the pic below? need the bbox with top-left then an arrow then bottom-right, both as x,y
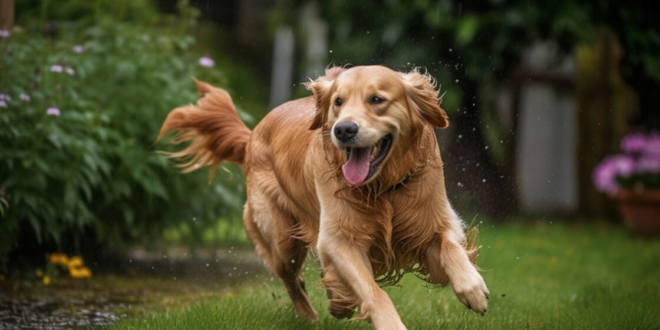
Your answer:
329,50 -> 333,53
163,255 -> 167,259
482,179 -> 486,183
485,146 -> 489,150
206,263 -> 210,267
449,48 -> 453,52
455,79 -> 459,83
129,259 -> 132,263
458,134 -> 462,139
516,256 -> 520,260
291,259 -> 296,264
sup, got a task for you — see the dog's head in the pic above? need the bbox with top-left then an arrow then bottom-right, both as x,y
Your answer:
307,65 -> 448,186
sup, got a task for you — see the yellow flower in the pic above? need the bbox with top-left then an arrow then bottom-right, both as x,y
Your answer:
69,266 -> 92,278
67,256 -> 84,268
35,269 -> 43,277
43,276 -> 51,285
49,253 -> 69,265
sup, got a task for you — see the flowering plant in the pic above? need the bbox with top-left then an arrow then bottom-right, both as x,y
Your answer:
593,133 -> 660,196
0,0 -> 249,269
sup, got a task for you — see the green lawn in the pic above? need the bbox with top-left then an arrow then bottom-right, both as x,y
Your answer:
109,222 -> 660,329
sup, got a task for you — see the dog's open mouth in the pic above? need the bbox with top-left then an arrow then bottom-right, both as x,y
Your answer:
342,134 -> 393,186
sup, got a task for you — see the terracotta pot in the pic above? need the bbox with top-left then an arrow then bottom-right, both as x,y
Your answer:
617,189 -> 660,237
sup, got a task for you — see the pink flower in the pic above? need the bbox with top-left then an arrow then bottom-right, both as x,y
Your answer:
51,65 -> 63,73
644,133 -> 660,155
592,155 -> 635,195
636,155 -> 660,173
621,133 -> 647,154
73,45 -> 84,53
199,56 -> 215,68
0,29 -> 9,38
65,67 -> 75,75
19,93 -> 30,102
0,100 -> 6,108
46,107 -> 60,116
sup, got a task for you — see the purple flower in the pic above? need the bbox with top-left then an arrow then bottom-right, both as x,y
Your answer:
51,65 -> 63,73
0,29 -> 9,38
73,45 -> 84,53
19,93 -> 30,102
0,100 -> 6,108
621,133 -> 647,154
644,133 -> 660,155
636,154 -> 660,173
592,155 -> 635,195
46,107 -> 60,116
199,56 -> 215,68
65,67 -> 75,75
0,93 -> 9,101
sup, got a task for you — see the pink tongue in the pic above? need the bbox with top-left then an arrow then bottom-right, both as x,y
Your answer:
342,147 -> 372,185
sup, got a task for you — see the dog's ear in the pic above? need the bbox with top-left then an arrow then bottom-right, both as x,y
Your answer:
305,67 -> 345,130
400,69 -> 449,129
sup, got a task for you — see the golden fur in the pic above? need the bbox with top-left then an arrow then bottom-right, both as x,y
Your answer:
159,65 -> 489,329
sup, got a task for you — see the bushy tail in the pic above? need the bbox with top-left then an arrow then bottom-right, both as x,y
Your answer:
158,79 -> 251,178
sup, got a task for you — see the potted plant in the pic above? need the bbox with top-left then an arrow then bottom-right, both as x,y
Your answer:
593,132 -> 660,237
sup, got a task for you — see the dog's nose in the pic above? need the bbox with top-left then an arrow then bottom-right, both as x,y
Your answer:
334,121 -> 359,142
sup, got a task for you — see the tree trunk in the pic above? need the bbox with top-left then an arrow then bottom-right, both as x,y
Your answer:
0,0 -> 14,30
575,28 -> 635,217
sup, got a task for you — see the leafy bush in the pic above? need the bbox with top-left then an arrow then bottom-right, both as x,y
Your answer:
0,1 -> 249,268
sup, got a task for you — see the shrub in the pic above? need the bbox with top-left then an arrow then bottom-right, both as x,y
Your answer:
0,1 -> 249,268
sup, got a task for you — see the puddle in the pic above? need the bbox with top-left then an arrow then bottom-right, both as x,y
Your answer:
0,248 -> 266,329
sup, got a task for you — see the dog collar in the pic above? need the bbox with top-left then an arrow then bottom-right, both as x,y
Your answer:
390,172 -> 412,191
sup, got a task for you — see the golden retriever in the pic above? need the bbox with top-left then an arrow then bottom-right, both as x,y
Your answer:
158,65 -> 489,329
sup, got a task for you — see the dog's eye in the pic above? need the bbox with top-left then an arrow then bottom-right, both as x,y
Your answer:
334,98 -> 343,107
370,96 -> 385,104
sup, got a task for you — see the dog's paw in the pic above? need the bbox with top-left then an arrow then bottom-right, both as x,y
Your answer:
451,270 -> 489,315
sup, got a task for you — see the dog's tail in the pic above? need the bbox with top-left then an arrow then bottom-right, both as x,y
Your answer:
158,79 -> 251,178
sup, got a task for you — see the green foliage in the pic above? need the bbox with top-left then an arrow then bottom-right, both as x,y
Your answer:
109,223 -> 660,329
0,1 -> 247,267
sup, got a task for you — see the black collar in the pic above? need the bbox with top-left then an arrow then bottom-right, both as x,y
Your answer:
390,172 -> 412,191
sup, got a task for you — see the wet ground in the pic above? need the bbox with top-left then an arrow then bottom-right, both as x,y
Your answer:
0,248 -> 266,329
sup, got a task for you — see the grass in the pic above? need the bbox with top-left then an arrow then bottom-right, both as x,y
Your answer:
109,222 -> 660,329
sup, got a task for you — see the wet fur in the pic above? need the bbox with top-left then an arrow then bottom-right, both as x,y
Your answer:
159,65 -> 488,329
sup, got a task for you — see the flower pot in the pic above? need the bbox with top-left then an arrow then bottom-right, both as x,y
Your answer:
617,189 -> 660,237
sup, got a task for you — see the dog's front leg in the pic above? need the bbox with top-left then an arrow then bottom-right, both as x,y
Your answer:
318,227 -> 407,330
426,206 -> 489,315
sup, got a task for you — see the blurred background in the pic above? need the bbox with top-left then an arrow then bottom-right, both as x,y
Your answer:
1,0 -> 659,327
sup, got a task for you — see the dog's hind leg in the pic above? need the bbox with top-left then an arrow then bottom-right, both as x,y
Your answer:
321,262 -> 357,319
269,206 -> 318,322
243,197 -> 318,321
